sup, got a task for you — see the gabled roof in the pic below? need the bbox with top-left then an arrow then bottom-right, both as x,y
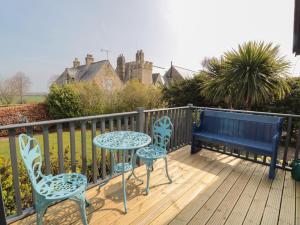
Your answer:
152,73 -> 164,85
55,60 -> 109,84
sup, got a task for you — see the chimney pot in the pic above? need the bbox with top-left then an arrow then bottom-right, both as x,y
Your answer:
85,54 -> 94,65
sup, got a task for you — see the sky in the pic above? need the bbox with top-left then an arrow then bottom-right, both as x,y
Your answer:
0,0 -> 297,92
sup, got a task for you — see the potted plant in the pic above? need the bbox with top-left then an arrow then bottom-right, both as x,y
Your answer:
291,159 -> 300,181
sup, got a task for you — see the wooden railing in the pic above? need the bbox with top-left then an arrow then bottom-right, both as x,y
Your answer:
1,105 -> 299,224
0,106 -> 192,223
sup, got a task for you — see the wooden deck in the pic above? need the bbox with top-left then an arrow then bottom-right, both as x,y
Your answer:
13,146 -> 300,225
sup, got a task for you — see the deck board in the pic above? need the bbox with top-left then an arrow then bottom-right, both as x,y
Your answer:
224,164 -> 266,225
278,171 -> 295,225
12,146 -> 298,225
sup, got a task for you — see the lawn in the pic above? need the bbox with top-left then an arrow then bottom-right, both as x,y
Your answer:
0,129 -> 101,163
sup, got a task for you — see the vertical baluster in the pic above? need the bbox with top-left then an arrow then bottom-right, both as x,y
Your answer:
182,109 -> 187,144
8,129 -> 22,215
57,123 -> 64,173
295,122 -> 300,160
69,122 -> 76,172
81,121 -> 87,175
144,112 -> 148,134
101,120 -> 106,179
173,109 -> 178,149
150,112 -> 154,142
26,127 -> 33,137
179,109 -> 184,146
117,117 -> 122,161
42,125 -> 51,175
117,117 -> 122,131
124,116 -> 129,131
283,117 -> 292,168
131,115 -> 135,131
109,118 -> 114,172
91,120 -> 97,183
170,110 -> 175,150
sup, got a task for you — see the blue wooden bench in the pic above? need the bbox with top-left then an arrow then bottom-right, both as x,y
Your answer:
191,110 -> 283,178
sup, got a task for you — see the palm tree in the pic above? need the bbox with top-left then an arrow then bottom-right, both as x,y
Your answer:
202,41 -> 290,109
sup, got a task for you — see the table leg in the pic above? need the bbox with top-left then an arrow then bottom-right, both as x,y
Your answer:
127,149 -> 143,184
122,150 -> 127,213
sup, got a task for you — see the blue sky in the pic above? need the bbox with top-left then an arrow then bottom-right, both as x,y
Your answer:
0,0 -> 297,92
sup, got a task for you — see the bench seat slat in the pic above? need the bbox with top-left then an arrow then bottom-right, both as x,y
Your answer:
192,132 -> 273,155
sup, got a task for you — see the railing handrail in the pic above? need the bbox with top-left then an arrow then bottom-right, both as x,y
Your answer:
193,106 -> 300,118
144,106 -> 189,113
0,111 -> 139,130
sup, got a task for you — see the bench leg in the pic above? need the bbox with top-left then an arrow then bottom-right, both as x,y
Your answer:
269,157 -> 276,179
191,136 -> 201,154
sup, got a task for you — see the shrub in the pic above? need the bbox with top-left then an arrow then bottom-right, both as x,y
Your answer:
46,84 -> 83,119
162,73 -> 211,107
116,80 -> 165,111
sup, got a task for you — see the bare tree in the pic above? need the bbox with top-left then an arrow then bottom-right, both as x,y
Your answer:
0,78 -> 16,105
12,72 -> 31,104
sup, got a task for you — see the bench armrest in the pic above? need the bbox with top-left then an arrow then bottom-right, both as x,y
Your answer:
271,134 -> 280,153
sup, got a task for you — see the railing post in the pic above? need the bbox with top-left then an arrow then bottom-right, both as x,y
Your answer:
136,107 -> 145,132
187,104 -> 193,144
0,181 -> 7,225
136,107 -> 144,166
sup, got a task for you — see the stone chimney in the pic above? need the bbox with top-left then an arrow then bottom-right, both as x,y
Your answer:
73,58 -> 80,68
85,54 -> 94,65
117,54 -> 126,81
136,50 -> 144,64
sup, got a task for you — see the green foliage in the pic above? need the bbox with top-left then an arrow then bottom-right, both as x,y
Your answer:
162,73 -> 211,107
256,77 -> 300,114
46,81 -> 165,119
201,41 -> 291,109
116,80 -> 165,111
46,84 -> 83,119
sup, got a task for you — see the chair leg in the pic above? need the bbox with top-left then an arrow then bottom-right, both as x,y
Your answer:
164,157 -> 172,183
78,194 -> 88,225
146,166 -> 151,195
36,205 -> 47,225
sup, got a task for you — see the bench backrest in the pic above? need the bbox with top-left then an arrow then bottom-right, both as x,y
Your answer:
199,110 -> 283,143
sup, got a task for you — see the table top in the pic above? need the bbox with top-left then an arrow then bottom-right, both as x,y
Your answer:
93,131 -> 151,150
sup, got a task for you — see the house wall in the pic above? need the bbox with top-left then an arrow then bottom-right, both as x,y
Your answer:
93,63 -> 123,91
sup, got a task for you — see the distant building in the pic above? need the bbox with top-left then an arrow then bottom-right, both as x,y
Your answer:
152,73 -> 164,86
116,50 -> 161,85
163,63 -> 194,86
55,54 -> 122,91
56,50 -> 163,90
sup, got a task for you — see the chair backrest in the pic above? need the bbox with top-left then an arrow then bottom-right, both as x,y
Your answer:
19,134 -> 44,190
152,116 -> 173,150
200,110 -> 283,143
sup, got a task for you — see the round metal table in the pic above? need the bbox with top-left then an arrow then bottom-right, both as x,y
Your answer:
93,131 -> 151,213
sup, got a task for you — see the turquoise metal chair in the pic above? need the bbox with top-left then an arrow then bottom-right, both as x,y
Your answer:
18,134 -> 89,225
135,116 -> 173,194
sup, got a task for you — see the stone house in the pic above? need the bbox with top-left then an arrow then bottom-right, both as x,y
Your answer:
55,54 -> 122,91
116,50 -> 163,85
55,50 -> 164,89
163,64 -> 194,86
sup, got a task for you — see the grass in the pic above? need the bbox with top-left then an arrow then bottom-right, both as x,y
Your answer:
0,129 -> 101,162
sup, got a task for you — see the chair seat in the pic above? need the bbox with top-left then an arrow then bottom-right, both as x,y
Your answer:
36,173 -> 87,200
114,162 -> 133,173
193,131 -> 273,155
136,145 -> 167,160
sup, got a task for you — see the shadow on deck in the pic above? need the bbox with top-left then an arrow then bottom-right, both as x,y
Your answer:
12,146 -> 300,225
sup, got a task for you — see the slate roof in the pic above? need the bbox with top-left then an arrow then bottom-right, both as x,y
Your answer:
55,60 -> 109,84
